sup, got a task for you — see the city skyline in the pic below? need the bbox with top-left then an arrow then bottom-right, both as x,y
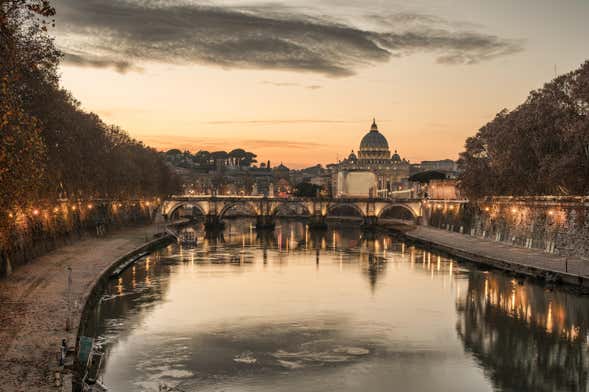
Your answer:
53,0 -> 589,167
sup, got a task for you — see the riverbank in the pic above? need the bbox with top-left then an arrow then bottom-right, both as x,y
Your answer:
402,225 -> 589,292
0,223 -> 167,392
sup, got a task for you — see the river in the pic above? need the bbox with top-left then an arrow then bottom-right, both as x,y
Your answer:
85,219 -> 589,392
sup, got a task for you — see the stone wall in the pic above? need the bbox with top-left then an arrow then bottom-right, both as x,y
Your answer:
425,197 -> 589,259
0,201 -> 157,278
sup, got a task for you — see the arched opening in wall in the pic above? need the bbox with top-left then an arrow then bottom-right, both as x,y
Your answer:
379,205 -> 415,222
327,204 -> 364,222
272,203 -> 310,218
170,204 -> 205,220
219,202 -> 258,219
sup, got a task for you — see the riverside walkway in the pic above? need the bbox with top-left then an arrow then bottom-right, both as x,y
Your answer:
0,224 -> 160,392
405,226 -> 589,290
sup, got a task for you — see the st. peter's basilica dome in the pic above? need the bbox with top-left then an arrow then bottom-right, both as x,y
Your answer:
358,119 -> 390,162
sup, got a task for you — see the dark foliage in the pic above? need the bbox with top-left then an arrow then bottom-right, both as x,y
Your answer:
459,61 -> 589,198
0,0 -> 181,230
294,182 -> 322,198
408,170 -> 448,183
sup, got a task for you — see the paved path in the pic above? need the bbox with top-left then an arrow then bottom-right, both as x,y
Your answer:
406,226 -> 589,278
0,224 -> 158,392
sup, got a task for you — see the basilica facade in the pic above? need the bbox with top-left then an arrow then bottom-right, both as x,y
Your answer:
336,119 -> 410,196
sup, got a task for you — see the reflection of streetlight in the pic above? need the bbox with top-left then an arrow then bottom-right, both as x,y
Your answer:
65,266 -> 72,331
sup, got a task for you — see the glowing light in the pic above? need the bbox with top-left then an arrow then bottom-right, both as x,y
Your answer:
146,201 -> 151,206
484,207 -> 490,212
448,205 -> 454,210
87,204 -> 93,209
511,207 -> 517,213
53,207 -> 59,213
32,209 -> 40,216
548,210 -> 554,216
546,302 -> 553,332
8,212 -> 13,218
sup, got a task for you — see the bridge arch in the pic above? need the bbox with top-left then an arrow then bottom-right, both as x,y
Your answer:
326,203 -> 365,219
218,201 -> 259,218
378,204 -> 417,221
271,202 -> 311,217
166,202 -> 206,219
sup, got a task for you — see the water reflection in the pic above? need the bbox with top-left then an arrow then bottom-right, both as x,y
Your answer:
456,272 -> 589,392
87,219 -> 589,392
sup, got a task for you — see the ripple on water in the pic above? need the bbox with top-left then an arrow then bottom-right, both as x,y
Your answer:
233,351 -> 257,364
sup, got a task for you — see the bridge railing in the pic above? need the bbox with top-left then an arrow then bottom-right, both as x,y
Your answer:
167,194 -> 427,202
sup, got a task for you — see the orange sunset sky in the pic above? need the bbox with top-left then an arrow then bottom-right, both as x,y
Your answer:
53,0 -> 589,168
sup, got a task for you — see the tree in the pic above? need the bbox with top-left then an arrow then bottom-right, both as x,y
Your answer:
228,148 -> 257,167
0,0 -> 181,207
0,76 -> 46,214
294,182 -> 322,198
459,60 -> 589,198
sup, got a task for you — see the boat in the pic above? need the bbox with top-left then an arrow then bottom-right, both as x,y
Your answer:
82,347 -> 108,391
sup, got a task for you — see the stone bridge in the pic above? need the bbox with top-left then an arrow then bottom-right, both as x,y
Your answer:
161,195 -> 434,229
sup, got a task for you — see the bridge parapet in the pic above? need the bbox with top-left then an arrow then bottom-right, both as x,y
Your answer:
161,195 -> 452,228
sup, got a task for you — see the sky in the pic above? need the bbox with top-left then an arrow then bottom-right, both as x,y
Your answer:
52,0 -> 589,168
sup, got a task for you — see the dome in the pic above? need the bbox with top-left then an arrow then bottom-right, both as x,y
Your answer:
391,150 -> 401,161
347,150 -> 357,161
359,119 -> 389,151
275,162 -> 289,171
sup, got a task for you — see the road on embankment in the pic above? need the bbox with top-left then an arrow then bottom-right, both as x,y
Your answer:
404,225 -> 589,291
0,224 -> 162,392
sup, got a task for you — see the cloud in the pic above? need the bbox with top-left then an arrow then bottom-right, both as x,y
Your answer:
54,0 -> 523,76
203,119 -> 365,125
260,81 -> 322,89
137,134 -> 327,152
374,29 -> 522,64
62,51 -> 142,73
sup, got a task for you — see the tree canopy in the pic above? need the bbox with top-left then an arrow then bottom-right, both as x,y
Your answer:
459,60 -> 589,198
408,171 -> 448,183
294,182 -> 322,198
165,148 -> 258,169
0,0 -> 181,218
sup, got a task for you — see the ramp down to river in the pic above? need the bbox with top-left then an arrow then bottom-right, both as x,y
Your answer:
404,226 -> 589,292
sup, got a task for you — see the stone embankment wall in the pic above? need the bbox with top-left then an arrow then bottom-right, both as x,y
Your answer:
425,196 -> 589,259
0,201 -> 157,278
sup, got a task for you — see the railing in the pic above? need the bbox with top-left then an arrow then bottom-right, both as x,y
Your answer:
168,194 -> 425,202
165,227 -> 180,240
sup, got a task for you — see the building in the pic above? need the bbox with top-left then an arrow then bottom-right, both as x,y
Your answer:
410,159 -> 460,178
426,179 -> 462,199
335,119 -> 411,197
336,171 -> 377,198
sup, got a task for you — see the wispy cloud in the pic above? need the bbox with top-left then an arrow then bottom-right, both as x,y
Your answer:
260,81 -> 322,89
203,119 -> 366,125
54,0 -> 523,76
62,51 -> 142,73
138,134 -> 328,152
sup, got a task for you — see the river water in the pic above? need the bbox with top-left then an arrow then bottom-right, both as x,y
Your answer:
87,219 -> 589,392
